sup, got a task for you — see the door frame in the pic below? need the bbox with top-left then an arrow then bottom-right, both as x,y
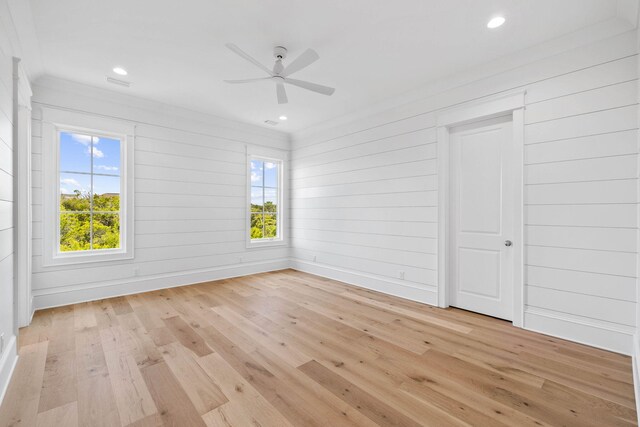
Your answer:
436,90 -> 525,328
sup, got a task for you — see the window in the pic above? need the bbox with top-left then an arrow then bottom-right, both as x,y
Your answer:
58,131 -> 122,252
248,156 -> 284,246
42,108 -> 134,266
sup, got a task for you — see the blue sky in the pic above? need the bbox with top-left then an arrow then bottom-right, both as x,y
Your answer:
251,160 -> 278,206
60,132 -> 121,195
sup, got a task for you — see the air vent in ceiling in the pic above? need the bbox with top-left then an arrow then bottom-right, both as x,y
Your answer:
264,120 -> 278,126
106,77 -> 131,87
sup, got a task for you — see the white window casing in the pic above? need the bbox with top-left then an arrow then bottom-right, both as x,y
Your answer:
246,146 -> 287,248
41,107 -> 135,266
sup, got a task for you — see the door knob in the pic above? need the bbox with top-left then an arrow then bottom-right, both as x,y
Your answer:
504,240 -> 512,247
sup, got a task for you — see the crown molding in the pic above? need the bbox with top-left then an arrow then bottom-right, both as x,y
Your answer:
5,0 -> 636,140
293,17 -> 636,141
32,75 -> 290,144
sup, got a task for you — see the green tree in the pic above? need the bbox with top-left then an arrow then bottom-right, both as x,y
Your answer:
59,191 -> 120,251
250,201 -> 278,239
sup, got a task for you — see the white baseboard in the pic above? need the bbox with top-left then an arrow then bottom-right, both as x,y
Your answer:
0,335 -> 18,406
633,335 -> 640,425
28,256 -> 634,359
292,260 -> 633,356
524,307 -> 634,355
32,258 -> 291,310
18,296 -> 35,329
29,296 -> 35,323
290,258 -> 438,306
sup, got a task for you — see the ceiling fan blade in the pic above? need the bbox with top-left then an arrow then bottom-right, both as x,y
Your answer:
224,77 -> 271,84
283,77 -> 335,96
276,82 -> 288,104
281,49 -> 320,77
225,43 -> 273,76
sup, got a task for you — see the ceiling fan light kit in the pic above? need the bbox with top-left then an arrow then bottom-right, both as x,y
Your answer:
224,43 -> 335,104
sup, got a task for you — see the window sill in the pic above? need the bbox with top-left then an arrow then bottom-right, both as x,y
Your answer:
44,249 -> 133,267
246,238 -> 286,249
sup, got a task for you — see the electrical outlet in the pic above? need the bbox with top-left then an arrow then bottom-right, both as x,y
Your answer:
133,267 -> 139,277
313,255 -> 317,262
239,257 -> 243,263
398,271 -> 405,280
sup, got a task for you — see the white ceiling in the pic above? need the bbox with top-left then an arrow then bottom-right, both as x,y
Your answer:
20,0 -> 634,132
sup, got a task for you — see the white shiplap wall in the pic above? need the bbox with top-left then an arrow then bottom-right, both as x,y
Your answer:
0,7 -> 17,402
30,77 -> 290,308
291,30 -> 639,354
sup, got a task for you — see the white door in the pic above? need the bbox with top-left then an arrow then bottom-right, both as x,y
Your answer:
449,115 -> 515,321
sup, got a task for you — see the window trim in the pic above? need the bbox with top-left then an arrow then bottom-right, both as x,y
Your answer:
42,108 -> 135,267
246,153 -> 285,248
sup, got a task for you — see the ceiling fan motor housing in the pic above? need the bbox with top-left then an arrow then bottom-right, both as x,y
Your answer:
273,46 -> 287,60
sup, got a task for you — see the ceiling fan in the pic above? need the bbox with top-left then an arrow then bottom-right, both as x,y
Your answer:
224,44 -> 335,104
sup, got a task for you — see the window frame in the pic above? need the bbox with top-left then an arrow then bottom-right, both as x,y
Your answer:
42,108 -> 135,266
246,153 -> 285,248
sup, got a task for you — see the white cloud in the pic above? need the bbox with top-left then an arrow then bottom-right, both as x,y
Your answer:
95,165 -> 118,171
70,133 -> 104,157
88,146 -> 104,158
60,178 -> 89,194
61,178 -> 81,187
250,171 -> 261,183
265,162 -> 277,169
71,134 -> 92,146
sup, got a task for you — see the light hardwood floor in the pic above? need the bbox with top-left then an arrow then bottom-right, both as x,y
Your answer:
0,269 -> 636,426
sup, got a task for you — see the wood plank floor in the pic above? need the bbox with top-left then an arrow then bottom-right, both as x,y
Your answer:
0,269 -> 636,426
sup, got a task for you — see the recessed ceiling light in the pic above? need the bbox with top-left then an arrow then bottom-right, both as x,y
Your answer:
279,115 -> 288,121
113,67 -> 128,76
487,16 -> 505,29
